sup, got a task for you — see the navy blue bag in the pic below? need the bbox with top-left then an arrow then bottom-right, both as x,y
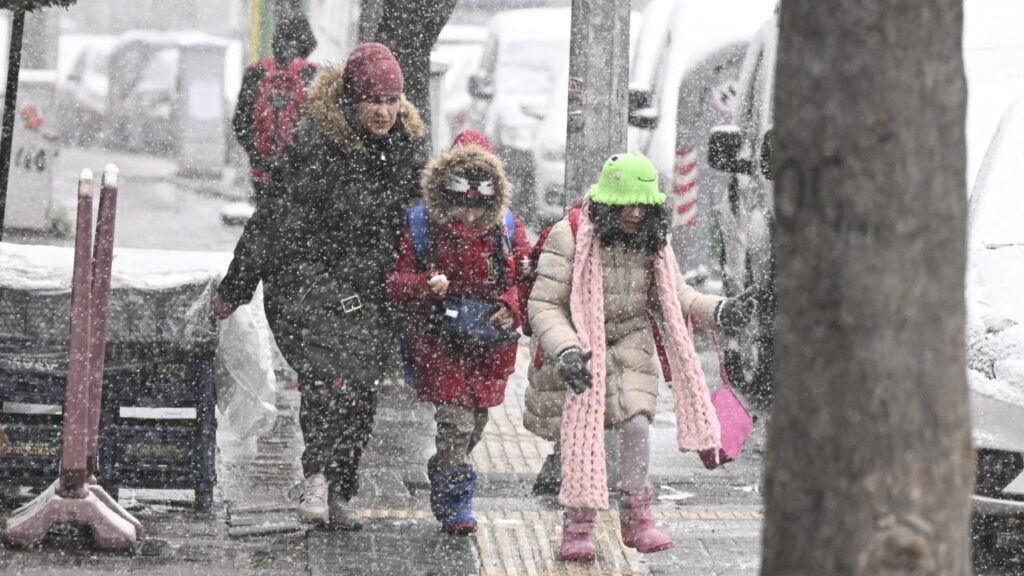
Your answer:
407,204 -> 518,349
437,295 -> 518,346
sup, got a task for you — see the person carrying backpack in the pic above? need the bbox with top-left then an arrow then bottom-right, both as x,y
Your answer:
527,152 -> 757,561
232,13 -> 318,206
386,130 -> 531,534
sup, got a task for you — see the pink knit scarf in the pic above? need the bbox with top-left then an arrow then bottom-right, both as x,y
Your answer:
559,205 -> 722,510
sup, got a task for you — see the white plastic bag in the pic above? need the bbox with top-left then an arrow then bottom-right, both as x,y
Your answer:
214,290 -> 278,442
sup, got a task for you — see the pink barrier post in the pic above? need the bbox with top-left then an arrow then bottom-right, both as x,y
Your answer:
4,166 -> 140,550
86,164 -> 119,478
58,170 -> 95,494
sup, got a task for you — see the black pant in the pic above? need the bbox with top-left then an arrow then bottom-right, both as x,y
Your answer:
298,376 -> 378,500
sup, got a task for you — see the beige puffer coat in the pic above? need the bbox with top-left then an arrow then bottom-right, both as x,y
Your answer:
524,219 -> 724,441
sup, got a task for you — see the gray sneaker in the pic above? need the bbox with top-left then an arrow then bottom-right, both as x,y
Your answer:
328,492 -> 363,531
296,474 -> 328,524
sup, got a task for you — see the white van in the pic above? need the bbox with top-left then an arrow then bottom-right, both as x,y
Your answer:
705,8 -> 778,403
707,0 -> 1024,405
633,0 -> 775,289
467,8 -> 571,210
528,11 -> 642,225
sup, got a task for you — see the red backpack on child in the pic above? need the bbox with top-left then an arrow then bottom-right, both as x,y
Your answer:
520,205 -> 582,337
253,58 -> 317,163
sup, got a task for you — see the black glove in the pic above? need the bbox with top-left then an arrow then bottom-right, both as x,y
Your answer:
557,348 -> 593,395
716,285 -> 759,333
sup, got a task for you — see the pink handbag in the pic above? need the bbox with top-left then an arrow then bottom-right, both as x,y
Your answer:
698,330 -> 754,470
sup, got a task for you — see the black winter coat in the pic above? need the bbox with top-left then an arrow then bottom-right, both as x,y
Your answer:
218,65 -> 428,382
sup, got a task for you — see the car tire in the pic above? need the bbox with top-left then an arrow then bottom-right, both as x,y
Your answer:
722,244 -> 775,409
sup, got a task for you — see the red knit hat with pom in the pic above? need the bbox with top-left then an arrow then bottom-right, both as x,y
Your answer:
450,129 -> 495,154
342,43 -> 404,102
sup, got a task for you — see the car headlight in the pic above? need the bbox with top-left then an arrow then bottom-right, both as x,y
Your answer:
499,124 -> 534,150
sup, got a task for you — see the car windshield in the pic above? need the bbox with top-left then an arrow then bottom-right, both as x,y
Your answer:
496,40 -> 567,95
970,99 -> 1024,248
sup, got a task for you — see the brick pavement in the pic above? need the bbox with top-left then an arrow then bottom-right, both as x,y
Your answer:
1,336 -> 765,575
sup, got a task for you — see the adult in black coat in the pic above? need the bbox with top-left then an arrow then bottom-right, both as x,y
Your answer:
213,43 -> 428,529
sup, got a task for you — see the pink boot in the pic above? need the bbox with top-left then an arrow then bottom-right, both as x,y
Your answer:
619,483 -> 672,553
558,508 -> 597,562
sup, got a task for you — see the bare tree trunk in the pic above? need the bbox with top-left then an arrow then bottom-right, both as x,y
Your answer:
371,0 -> 458,131
763,1 -> 972,575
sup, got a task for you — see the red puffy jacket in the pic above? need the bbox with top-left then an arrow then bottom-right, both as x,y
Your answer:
386,216 -> 532,408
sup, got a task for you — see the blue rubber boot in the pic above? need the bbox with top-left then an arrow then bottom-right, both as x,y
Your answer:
428,460 -> 478,535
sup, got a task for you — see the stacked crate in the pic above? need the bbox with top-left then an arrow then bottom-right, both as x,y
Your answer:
98,341 -> 217,511
0,265 -> 219,511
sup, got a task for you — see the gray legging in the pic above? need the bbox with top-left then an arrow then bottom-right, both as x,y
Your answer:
614,414 -> 651,492
553,413 -> 651,493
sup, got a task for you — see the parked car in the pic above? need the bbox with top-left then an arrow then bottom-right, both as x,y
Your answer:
467,7 -> 571,211
53,35 -> 117,147
104,30 -> 240,157
707,0 -> 1024,406
527,12 -> 642,225
963,0 -> 1024,189
704,6 -> 777,404
118,46 -> 180,154
636,0 -> 775,285
626,0 -> 677,152
431,24 -> 488,145
966,97 -> 1024,565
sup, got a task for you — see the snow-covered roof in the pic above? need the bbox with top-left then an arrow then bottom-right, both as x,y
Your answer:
437,24 -> 489,45
113,29 -> 236,50
486,7 -> 571,41
0,242 -> 231,292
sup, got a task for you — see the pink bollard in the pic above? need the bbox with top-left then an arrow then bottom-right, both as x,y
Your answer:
4,166 -> 140,549
58,169 -> 95,494
86,164 -> 119,478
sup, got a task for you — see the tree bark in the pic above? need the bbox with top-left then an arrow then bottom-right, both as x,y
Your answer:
371,0 -> 458,132
763,1 -> 972,575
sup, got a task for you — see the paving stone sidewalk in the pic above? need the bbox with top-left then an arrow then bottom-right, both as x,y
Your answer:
1,338 -> 765,575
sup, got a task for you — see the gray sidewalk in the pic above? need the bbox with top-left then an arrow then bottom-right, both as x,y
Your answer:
1,339 -> 765,575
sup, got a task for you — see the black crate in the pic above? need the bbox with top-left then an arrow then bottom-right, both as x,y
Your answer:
0,344 -> 217,510
0,350 -> 68,406
0,414 -> 63,494
0,341 -> 215,407
0,282 -> 217,347
101,343 -> 217,410
0,287 -> 70,343
98,418 -> 216,512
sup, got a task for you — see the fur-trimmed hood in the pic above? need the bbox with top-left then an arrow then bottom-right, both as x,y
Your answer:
420,143 -> 512,227
306,65 -> 425,150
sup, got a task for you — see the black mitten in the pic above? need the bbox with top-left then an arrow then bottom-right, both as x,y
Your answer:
557,348 -> 593,395
716,285 -> 759,333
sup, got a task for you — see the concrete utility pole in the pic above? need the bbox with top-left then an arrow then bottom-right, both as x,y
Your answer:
562,0 -> 632,207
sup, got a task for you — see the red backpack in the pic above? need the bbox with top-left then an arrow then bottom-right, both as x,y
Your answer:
253,58 -> 317,162
520,205 -> 583,337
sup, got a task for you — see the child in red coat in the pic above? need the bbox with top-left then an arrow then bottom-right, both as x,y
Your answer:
386,131 -> 531,534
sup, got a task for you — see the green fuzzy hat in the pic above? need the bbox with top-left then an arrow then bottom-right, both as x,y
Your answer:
586,152 -> 665,205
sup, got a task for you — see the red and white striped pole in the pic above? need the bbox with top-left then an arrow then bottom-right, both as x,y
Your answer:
673,147 -> 699,228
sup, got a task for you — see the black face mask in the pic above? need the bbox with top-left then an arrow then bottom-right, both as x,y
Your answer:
444,171 -> 497,209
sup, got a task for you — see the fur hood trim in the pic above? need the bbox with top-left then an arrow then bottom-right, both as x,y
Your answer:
307,65 -> 425,149
420,143 -> 512,227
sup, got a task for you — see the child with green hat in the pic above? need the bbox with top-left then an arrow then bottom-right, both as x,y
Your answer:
525,151 -> 757,561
